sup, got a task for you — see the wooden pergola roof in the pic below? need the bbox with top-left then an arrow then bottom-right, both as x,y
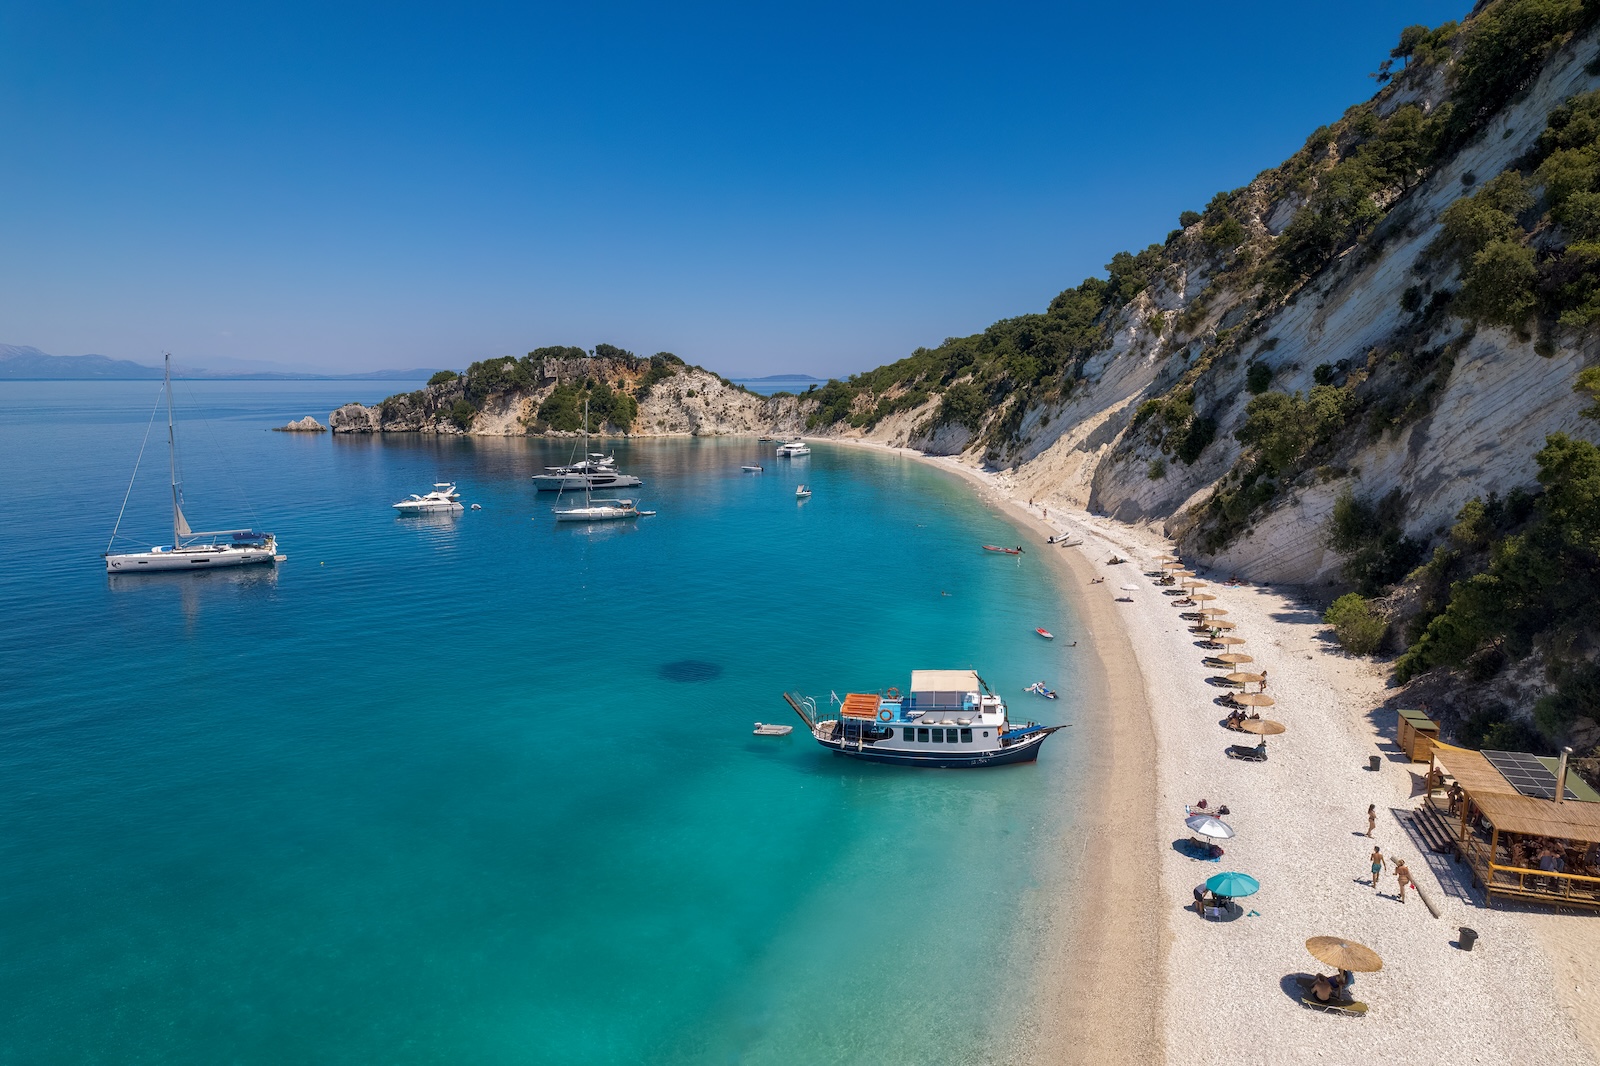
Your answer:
1473,793 -> 1600,846
1431,742 -> 1519,797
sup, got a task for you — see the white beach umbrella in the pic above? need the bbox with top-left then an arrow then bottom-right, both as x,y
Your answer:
1184,814 -> 1235,840
1120,583 -> 1140,592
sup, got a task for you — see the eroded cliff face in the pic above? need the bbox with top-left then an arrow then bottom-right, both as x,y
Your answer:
974,26 -> 1600,587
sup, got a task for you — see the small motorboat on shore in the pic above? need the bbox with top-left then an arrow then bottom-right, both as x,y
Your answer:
780,669 -> 1061,768
983,545 -> 1024,555
1035,627 -> 1054,640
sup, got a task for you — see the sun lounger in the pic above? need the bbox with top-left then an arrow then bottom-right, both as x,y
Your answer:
1300,996 -> 1368,1017
1226,744 -> 1267,762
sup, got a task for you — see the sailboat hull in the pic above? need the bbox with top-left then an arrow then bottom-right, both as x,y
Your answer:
105,544 -> 278,572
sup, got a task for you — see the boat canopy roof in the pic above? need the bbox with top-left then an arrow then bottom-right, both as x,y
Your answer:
911,670 -> 980,693
840,693 -> 882,719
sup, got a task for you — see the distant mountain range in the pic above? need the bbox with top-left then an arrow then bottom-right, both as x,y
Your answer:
735,373 -> 823,383
0,345 -> 437,380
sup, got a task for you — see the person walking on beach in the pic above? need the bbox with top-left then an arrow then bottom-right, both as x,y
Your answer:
1394,858 -> 1413,904
1367,804 -> 1377,837
1369,845 -> 1387,890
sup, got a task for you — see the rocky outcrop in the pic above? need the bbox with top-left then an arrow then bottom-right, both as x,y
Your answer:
330,358 -> 813,437
273,416 -> 326,432
329,403 -> 382,434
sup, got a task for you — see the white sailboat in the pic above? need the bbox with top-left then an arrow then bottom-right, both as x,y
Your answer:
553,400 -> 642,523
103,355 -> 281,573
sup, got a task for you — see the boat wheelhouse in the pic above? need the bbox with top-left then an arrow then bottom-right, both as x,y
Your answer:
782,669 -> 1059,767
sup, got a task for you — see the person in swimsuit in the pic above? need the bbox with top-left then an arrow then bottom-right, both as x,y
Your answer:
1367,804 -> 1377,837
1394,858 -> 1413,903
1369,845 -> 1386,890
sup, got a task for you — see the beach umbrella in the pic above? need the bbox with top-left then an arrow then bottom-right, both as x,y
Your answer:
1306,936 -> 1383,973
1225,671 -> 1265,685
1205,871 -> 1260,898
1185,814 -> 1234,840
1192,593 -> 1218,602
1207,620 -> 1237,630
1185,581 -> 1209,591
1170,569 -> 1195,577
1199,608 -> 1229,617
1119,583 -> 1140,592
1161,561 -> 1185,569
1215,653 -> 1254,664
1234,693 -> 1276,708
1214,636 -> 1247,646
1235,718 -> 1285,735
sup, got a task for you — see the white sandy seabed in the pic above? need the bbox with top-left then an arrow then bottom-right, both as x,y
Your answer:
861,441 -> 1600,1066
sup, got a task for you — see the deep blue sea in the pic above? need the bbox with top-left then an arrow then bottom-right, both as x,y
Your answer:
0,381 -> 1086,1065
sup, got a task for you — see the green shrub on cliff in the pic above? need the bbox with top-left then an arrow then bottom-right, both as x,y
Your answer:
1398,433 -> 1600,691
449,399 -> 476,430
428,370 -> 459,387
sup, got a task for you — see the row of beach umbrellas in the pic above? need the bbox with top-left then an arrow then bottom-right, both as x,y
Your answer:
1159,557 -> 1385,985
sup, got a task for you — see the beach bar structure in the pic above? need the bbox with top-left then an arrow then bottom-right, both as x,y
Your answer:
1396,708 -> 1440,762
1423,742 -> 1600,910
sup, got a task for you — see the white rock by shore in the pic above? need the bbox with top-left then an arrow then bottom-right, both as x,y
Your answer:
272,416 -> 326,432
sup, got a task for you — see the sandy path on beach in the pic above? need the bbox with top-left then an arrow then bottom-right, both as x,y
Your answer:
820,440 -> 1598,1065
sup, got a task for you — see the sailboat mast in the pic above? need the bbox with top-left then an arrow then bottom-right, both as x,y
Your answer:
164,353 -> 182,545
582,398 -> 592,507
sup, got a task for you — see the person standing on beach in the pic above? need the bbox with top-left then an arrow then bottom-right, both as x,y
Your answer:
1369,845 -> 1387,890
1367,804 -> 1377,837
1394,858 -> 1413,903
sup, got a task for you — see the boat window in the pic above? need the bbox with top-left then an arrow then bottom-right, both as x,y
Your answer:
902,728 -> 914,741
982,731 -> 990,738
961,728 -> 973,743
932,728 -> 945,743
917,728 -> 929,743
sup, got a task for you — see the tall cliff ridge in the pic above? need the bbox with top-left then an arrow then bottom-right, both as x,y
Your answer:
799,2 -> 1600,586
331,348 -> 812,437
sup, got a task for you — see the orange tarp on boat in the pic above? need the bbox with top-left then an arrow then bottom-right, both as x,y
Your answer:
841,693 -> 883,719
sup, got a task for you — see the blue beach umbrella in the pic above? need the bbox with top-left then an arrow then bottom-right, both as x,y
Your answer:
1206,871 -> 1260,898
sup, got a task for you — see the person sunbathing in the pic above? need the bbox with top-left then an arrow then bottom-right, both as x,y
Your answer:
1312,975 -> 1334,1003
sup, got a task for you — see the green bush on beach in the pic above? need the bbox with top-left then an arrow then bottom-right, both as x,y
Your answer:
1325,593 -> 1387,655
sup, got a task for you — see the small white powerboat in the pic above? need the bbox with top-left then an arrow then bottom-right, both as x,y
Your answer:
795,485 -> 811,499
394,483 -> 464,514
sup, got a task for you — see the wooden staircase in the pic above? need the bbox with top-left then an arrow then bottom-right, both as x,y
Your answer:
1408,801 -> 1460,859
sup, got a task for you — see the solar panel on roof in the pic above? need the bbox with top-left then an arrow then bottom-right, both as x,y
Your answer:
1482,750 -> 1579,801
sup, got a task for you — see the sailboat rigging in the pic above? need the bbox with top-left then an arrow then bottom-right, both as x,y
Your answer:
551,398 -> 642,522
103,354 -> 281,573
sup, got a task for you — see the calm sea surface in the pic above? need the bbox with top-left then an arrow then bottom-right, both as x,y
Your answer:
1,381 -> 1086,1065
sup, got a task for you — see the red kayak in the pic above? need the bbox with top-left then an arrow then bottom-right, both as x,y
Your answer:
982,545 -> 1024,555
1035,628 -> 1054,640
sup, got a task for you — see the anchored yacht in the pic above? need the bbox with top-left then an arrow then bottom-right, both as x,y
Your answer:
103,354 -> 281,573
782,669 -> 1060,767
393,483 -> 464,514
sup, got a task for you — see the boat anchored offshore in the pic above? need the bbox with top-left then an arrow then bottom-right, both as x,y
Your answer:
393,483 -> 463,514
531,452 -> 643,491
104,354 -> 280,573
781,669 -> 1060,767
553,400 -> 644,523
775,440 -> 810,457
795,484 -> 811,499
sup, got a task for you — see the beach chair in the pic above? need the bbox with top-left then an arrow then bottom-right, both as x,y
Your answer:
1226,744 -> 1267,762
1300,996 -> 1368,1017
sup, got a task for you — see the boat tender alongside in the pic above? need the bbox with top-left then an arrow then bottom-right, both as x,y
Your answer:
782,669 -> 1060,767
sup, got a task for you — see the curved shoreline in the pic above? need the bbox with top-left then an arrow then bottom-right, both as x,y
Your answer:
819,439 -> 1165,1066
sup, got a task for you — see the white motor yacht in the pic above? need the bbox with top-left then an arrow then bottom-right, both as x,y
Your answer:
393,483 -> 464,514
103,354 -> 282,574
776,440 -> 811,457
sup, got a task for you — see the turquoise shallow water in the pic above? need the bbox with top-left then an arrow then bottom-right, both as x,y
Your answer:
1,381 -> 1086,1064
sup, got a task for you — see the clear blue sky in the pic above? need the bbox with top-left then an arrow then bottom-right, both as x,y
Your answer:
1,1 -> 1469,377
